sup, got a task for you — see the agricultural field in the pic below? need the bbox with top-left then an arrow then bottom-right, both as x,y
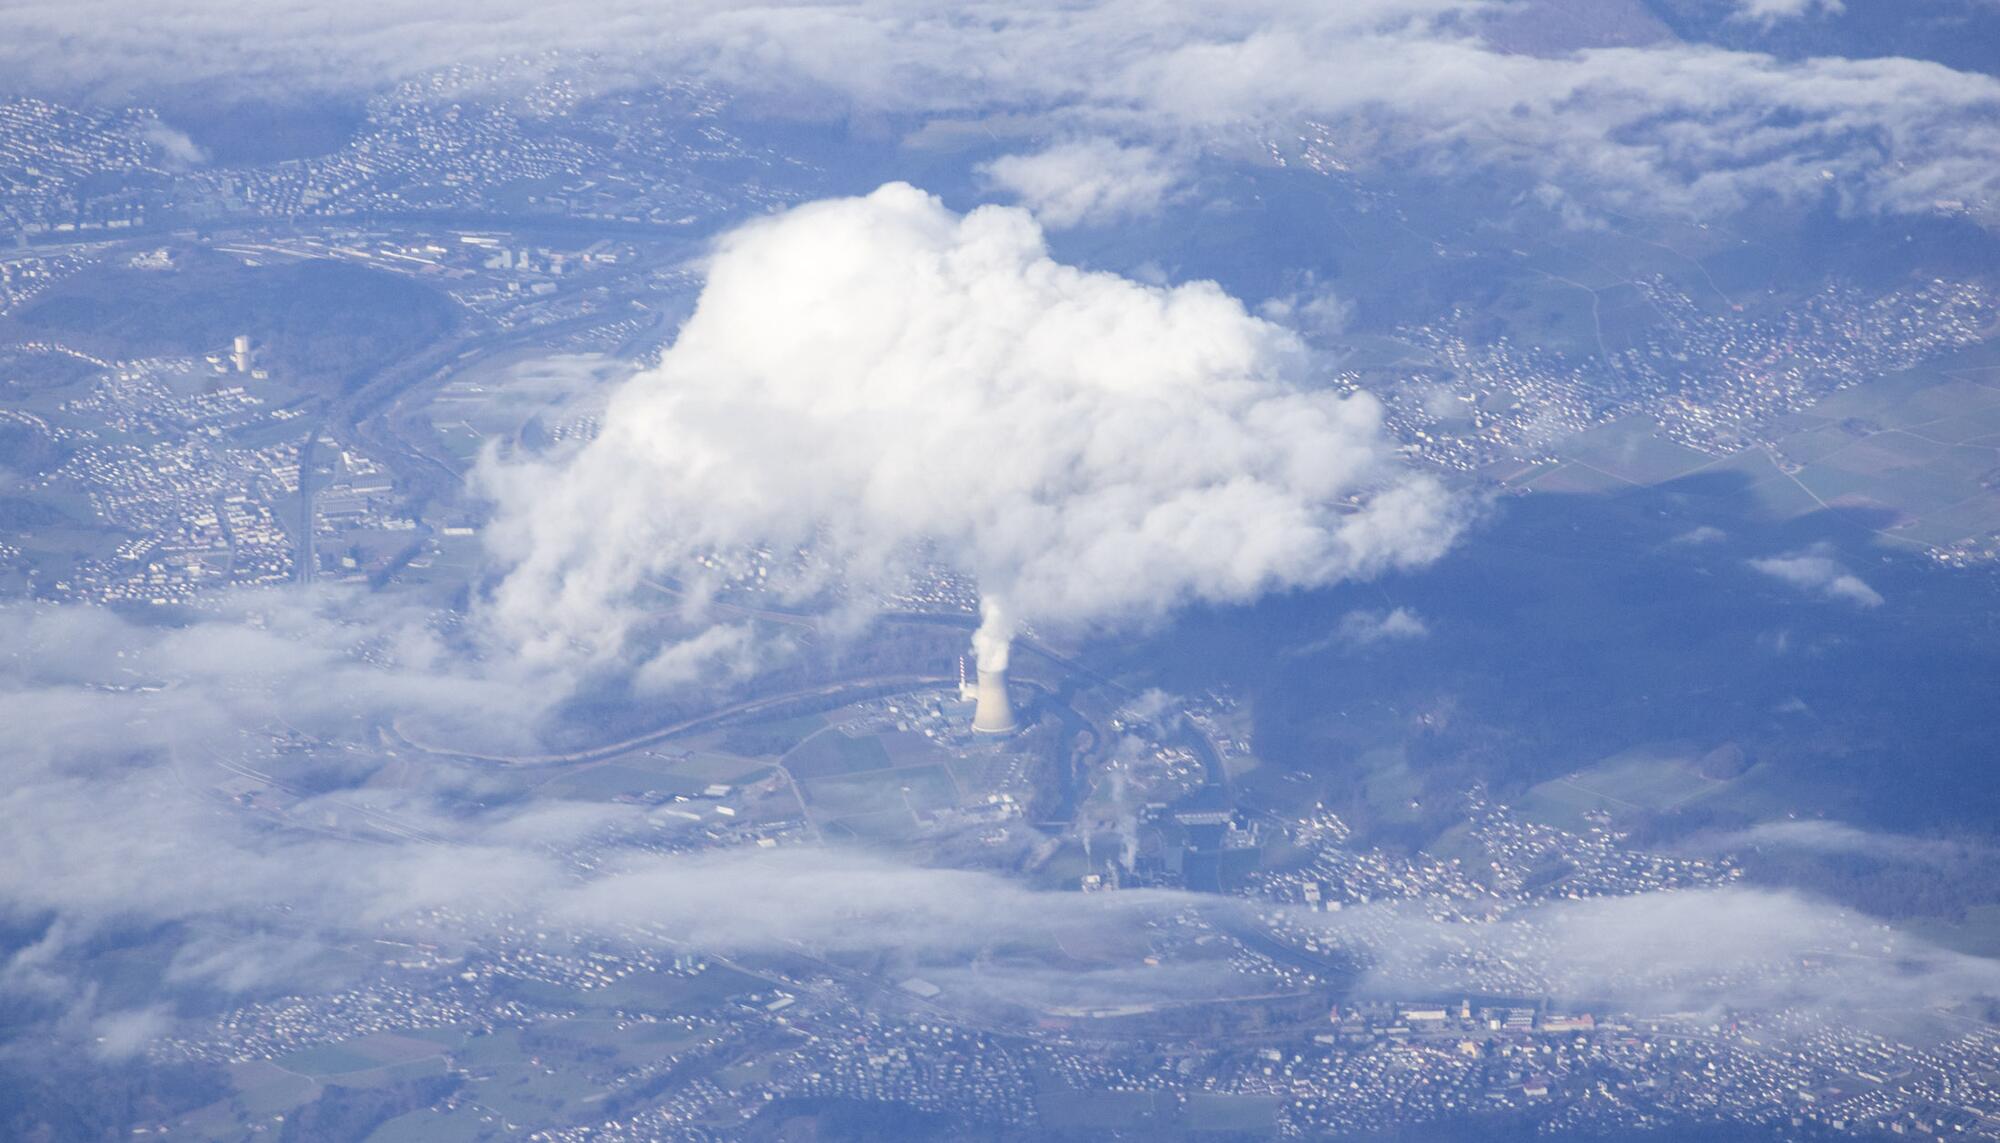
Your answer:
1549,415 -> 1718,486
784,729 -> 890,778
1515,743 -> 1741,832
803,762 -> 960,825
1183,1092 -> 1285,1133
538,761 -> 706,801
1038,1086 -> 1169,1131
1766,352 -> 2000,550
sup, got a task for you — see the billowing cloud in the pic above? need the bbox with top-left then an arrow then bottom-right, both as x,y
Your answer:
481,182 -> 1462,672
979,138 -> 1184,228
1750,545 -> 1884,607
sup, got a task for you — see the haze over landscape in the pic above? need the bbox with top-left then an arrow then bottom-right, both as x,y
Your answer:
3,1 -> 2000,1140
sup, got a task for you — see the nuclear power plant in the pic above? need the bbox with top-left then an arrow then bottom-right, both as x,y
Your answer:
970,662 -> 1019,735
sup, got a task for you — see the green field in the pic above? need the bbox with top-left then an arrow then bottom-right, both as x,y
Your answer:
1519,461 -> 1632,495
803,763 -> 957,819
1499,336 -> 2000,553
233,1065 -> 319,1114
382,994 -> 762,1136
542,761 -> 703,801
588,963 -> 758,1011
822,807 -> 925,843
1754,353 -> 2000,545
458,1063 -> 600,1127
1183,1092 -> 1282,1132
1679,448 -> 1828,520
1516,744 -> 1737,831
1038,1087 -> 1167,1130
1181,846 -> 1263,893
1554,415 -> 1717,485
713,713 -> 824,757
401,533 -> 486,587
878,729 -> 952,767
626,746 -> 773,785
172,1061 -> 321,1138
785,730 -> 891,778
366,1106 -> 495,1143
278,1043 -> 381,1077
430,420 -> 489,462
1354,746 -> 1426,825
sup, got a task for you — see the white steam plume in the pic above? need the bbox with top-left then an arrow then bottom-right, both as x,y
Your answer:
973,597 -> 1014,674
481,182 -> 1463,671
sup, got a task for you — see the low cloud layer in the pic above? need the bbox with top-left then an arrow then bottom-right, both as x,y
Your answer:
0,592 -> 1993,1055
1712,818 -> 1996,867
0,593 -> 1233,1020
482,182 -> 1461,671
1321,886 -> 2000,1018
2,2 -> 1998,227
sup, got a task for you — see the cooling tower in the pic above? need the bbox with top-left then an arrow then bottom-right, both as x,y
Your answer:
970,664 -> 1019,734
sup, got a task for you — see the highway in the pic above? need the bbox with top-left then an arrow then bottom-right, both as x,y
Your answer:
233,216 -> 695,576
389,672 -> 953,766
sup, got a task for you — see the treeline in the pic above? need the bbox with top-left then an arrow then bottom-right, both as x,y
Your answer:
277,1073 -> 460,1143
744,1097 -> 999,1143
0,419 -> 70,477
0,1057 -> 229,1142
1742,843 -> 2000,922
